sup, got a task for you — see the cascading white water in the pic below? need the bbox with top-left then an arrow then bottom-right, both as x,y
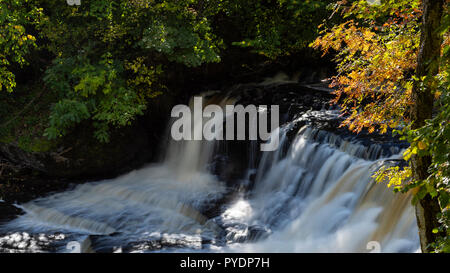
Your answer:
219,125 -> 419,253
0,92 -> 420,253
0,94 -> 230,252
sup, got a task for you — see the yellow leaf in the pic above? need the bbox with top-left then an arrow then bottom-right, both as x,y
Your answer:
403,148 -> 413,161
417,141 -> 427,150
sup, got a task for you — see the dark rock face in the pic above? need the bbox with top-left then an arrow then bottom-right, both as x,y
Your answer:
0,202 -> 23,224
0,123 -> 151,179
0,90 -> 180,180
205,82 -> 336,187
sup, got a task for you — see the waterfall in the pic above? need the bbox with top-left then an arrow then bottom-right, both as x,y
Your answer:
220,125 -> 419,252
0,94 -> 229,251
0,92 -> 420,253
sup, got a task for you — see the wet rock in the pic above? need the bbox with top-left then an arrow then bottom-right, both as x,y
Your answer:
247,225 -> 271,242
0,202 -> 23,224
0,173 -> 74,203
0,232 -> 65,253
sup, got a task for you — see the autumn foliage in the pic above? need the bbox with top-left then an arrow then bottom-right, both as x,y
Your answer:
311,0 -> 424,134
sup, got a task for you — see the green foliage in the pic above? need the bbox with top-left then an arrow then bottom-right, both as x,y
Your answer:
228,0 -> 334,58
407,66 -> 450,252
37,0 -> 229,142
0,0 -> 42,92
43,99 -> 91,140
375,77 -> 450,251
139,17 -> 221,67
0,82 -> 57,153
1,0 -> 331,143
43,52 -> 147,142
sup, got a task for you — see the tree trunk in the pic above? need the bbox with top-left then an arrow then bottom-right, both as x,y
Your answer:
411,0 -> 444,253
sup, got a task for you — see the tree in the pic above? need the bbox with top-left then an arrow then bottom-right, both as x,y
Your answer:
411,0 -> 445,252
38,0 -> 224,142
